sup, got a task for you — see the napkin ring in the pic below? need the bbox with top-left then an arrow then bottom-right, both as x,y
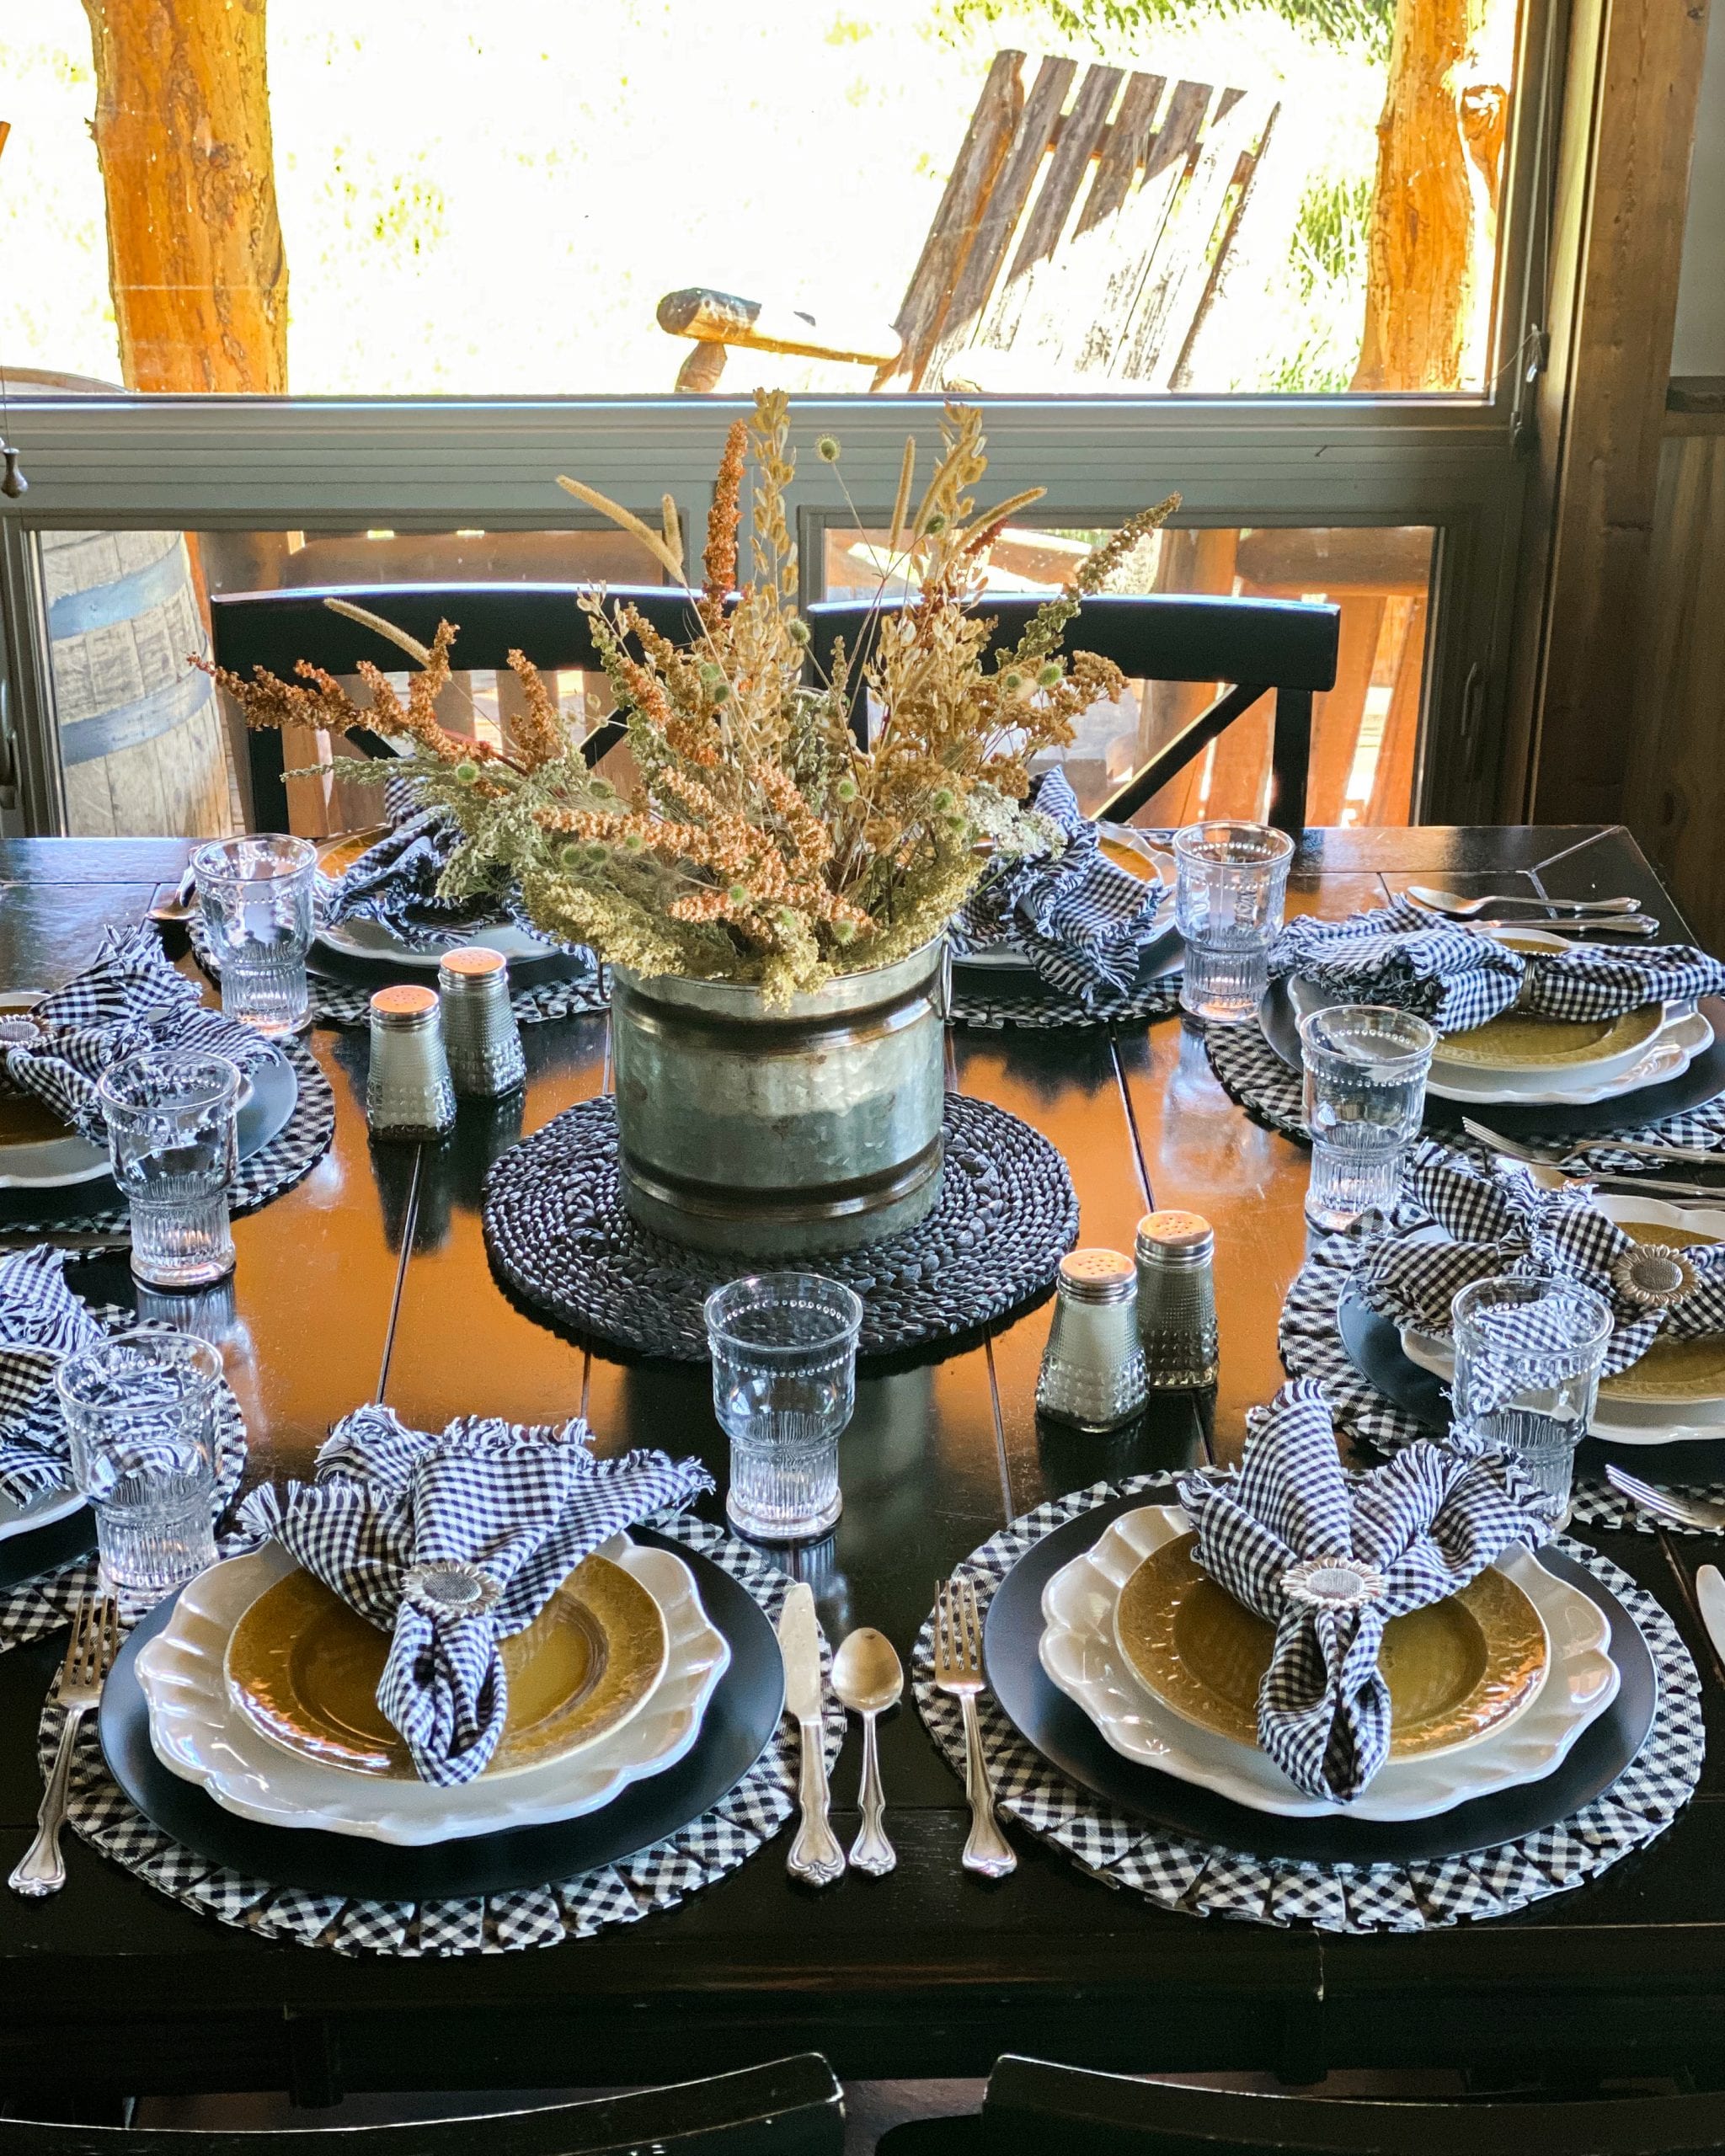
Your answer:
403,1561 -> 502,1621
1280,1555 -> 1390,1614
1610,1243 -> 1697,1311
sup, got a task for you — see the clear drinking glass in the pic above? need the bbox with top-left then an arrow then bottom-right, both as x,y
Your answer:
192,834 -> 318,1036
99,1051 -> 240,1289
705,1273 -> 864,1543
56,1329 -> 222,1595
1173,821 -> 1295,1024
1450,1276 -> 1614,1526
1299,1004 -> 1438,1230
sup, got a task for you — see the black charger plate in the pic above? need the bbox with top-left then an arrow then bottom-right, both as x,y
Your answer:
981,1491 -> 1656,1866
953,922 -> 1183,993
0,1045 -> 298,1231
1258,982 -> 1725,1142
98,1528 -> 785,1901
0,1500 -> 94,1594
1337,1279 -> 1725,1483
307,935 -> 594,996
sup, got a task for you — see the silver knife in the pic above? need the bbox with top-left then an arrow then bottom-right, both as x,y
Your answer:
777,1581 -> 846,1886
1696,1565 -> 1725,1668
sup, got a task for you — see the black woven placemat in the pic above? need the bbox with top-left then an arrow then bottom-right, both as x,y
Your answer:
483,1094 -> 1079,1360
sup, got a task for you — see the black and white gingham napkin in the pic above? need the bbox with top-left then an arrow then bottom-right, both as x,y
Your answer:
1174,1378 -> 1551,1802
321,806 -> 530,954
0,1246 -> 105,1506
952,769 -> 1165,1004
238,1404 -> 713,1787
0,926 -> 270,1141
1361,1141 -> 1725,1377
1270,895 -> 1725,1036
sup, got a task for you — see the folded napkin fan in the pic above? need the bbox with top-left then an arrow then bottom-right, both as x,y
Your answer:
0,924 -> 270,1143
1175,1380 -> 1551,1801
0,1245 -> 106,1506
238,1405 -> 713,1786
1270,894 -> 1725,1037
952,768 -> 1165,1005
323,805 -> 530,954
1361,1139 -> 1725,1377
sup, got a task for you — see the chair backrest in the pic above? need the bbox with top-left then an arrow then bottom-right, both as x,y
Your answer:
0,2056 -> 843,2156
804,591 -> 1340,833
209,584 -> 693,832
975,2061 -> 1725,2156
885,51 -> 1279,394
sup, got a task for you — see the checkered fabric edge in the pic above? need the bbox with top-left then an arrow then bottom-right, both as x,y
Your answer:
190,920 -> 611,1030
1279,1221 -> 1725,1534
948,972 -> 1182,1031
23,1513 -> 840,1956
911,1476 -> 1704,1929
0,1042 -> 334,1242
1204,1019 -> 1309,1141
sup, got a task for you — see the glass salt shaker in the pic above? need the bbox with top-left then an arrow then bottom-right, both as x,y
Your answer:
1135,1209 -> 1220,1390
366,985 -> 457,1140
437,945 -> 526,1098
1036,1249 -> 1147,1432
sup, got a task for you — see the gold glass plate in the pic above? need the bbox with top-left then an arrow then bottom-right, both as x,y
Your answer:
1115,1534 -> 1546,1760
0,1091 -> 73,1147
226,1553 -> 668,1780
1600,1219 -> 1725,1401
315,825 -> 391,883
1437,1003 -> 1664,1071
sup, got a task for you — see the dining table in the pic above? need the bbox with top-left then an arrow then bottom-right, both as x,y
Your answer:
3,820 -> 1725,2111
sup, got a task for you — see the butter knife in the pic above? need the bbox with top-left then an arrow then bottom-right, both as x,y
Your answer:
1696,1565 -> 1725,1668
777,1582 -> 846,1887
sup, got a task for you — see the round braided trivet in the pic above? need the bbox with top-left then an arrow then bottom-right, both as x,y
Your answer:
914,1478 -> 1702,1929
948,971 -> 1181,1031
190,919 -> 609,1029
1204,1019 -> 1309,1141
1279,1225 -> 1725,1534
38,1514 -> 842,1956
0,1043 -> 334,1245
483,1094 -> 1079,1361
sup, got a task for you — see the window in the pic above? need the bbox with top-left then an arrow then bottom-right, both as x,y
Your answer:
0,0 -> 1553,841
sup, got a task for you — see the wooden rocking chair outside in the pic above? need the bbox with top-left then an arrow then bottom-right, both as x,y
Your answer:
658,50 -> 1279,394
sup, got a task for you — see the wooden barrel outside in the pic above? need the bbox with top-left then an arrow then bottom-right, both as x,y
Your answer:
45,526 -> 235,838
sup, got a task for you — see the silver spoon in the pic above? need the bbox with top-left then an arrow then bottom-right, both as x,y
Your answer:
831,1626 -> 901,1876
1407,884 -> 1642,919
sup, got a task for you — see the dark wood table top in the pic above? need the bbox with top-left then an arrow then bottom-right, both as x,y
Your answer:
3,825 -> 1723,2105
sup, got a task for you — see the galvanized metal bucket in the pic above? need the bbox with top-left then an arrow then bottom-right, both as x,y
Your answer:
611,938 -> 948,1257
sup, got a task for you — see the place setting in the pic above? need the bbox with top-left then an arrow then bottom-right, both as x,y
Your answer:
1204,885 -> 1725,1154
18,1391 -> 855,1952
945,766 -> 1183,1031
0,923 -> 334,1249
911,1377 -> 1702,1930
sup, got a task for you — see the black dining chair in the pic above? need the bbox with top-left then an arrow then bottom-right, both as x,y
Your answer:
207,584 -> 702,834
804,592 -> 1341,835
0,2055 -> 843,2156
875,2059 -> 1725,2153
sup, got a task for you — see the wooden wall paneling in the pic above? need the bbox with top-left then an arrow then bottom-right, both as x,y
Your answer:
1625,416 -> 1725,949
1512,0 -> 1713,824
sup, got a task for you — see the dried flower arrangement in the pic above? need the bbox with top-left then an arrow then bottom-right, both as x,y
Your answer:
199,393 -> 1178,1001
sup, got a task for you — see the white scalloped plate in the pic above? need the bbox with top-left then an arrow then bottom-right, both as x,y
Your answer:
136,1534 -> 729,1844
1039,1505 -> 1619,1821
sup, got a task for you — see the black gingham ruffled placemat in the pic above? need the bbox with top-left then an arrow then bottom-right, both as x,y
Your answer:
190,919 -> 610,1030
0,1042 -> 334,1245
1205,1017 -> 1309,1140
483,1094 -> 1079,1360
1279,1227 -> 1725,1534
26,1516 -> 841,1956
913,1479 -> 1703,1929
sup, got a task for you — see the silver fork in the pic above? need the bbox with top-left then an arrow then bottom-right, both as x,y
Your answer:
932,1577 -> 1016,1879
1605,1465 -> 1725,1534
9,1592 -> 120,1898
1461,1120 -> 1725,1203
